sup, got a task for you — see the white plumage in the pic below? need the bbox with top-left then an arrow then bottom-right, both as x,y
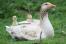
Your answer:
6,2 -> 56,40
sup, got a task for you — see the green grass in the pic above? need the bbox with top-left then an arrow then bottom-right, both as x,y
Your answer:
0,0 -> 66,44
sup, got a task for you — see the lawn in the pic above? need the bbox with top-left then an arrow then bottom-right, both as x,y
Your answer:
0,0 -> 66,44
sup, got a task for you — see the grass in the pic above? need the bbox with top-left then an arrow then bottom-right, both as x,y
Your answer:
0,0 -> 66,44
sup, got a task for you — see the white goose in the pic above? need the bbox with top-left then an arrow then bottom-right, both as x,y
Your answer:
6,2 -> 56,40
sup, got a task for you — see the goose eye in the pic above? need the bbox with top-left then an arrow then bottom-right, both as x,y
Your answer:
45,3 -> 48,5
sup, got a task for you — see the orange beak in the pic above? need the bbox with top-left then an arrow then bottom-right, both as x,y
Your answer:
47,2 -> 56,9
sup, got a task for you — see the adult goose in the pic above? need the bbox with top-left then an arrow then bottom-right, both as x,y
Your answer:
6,2 -> 56,40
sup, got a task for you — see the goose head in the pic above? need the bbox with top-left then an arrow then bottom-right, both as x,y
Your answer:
41,2 -> 56,11
40,2 -> 56,19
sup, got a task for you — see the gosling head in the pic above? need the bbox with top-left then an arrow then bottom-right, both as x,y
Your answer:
41,2 -> 56,11
12,16 -> 17,21
12,16 -> 18,26
27,14 -> 32,22
27,14 -> 32,19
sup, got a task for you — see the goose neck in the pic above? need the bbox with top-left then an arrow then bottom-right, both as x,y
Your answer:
40,10 -> 48,26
